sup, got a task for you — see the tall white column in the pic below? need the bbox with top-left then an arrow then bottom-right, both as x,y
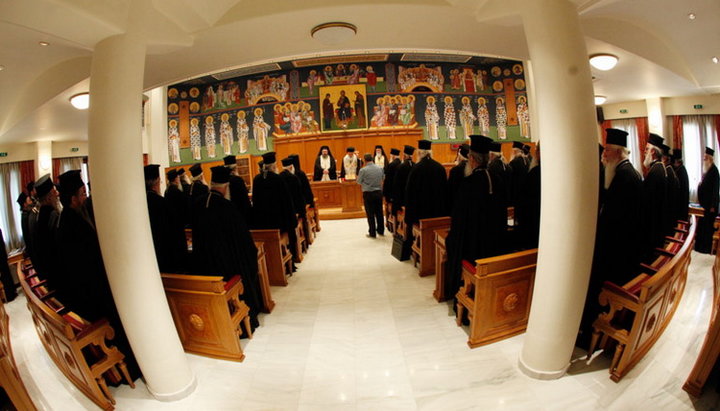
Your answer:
519,0 -> 599,379
87,33 -> 195,400
646,97 -> 666,137
35,141 -> 52,178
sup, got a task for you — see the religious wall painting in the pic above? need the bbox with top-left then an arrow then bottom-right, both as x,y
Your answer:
272,101 -> 319,137
443,96 -> 458,140
514,79 -> 525,91
245,75 -> 289,106
219,113 -> 234,156
204,116 -> 217,158
168,102 -> 179,115
492,81 -> 504,92
189,102 -> 200,113
319,84 -> 368,132
477,97 -> 490,135
180,91 -> 188,99
189,87 -> 200,98
252,107 -> 270,151
398,64 -> 444,93
368,94 -> 417,130
517,95 -> 530,138
491,66 -> 502,77
168,119 -> 180,163
236,110 -> 250,154
203,81 -> 243,112
425,96 -> 440,140
168,88 -> 179,99
495,97 -> 508,140
190,117 -> 202,160
512,64 -> 523,76
459,96 -> 476,139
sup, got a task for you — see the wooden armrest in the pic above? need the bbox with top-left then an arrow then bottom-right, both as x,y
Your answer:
640,263 -> 659,273
30,279 -> 48,288
664,236 -> 683,244
462,260 -> 476,275
655,247 -> 676,257
602,281 -> 640,304
674,227 -> 689,234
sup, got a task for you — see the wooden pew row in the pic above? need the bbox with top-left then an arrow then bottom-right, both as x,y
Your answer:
455,249 -> 538,348
433,228 -> 450,302
411,217 -> 451,277
18,260 -> 135,410
684,224 -> 720,396
255,242 -> 276,313
161,274 -> 252,362
0,293 -> 36,410
251,230 -> 293,286
589,217 -> 695,382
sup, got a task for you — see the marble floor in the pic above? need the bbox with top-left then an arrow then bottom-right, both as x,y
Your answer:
7,218 -> 720,410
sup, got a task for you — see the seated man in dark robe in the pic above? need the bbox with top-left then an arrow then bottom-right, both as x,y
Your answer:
145,165 -> 188,273
31,174 -> 61,289
641,133 -> 669,257
223,155 -> 252,220
444,135 -> 502,302
578,129 -> 643,347
672,149 -> 690,221
188,162 -> 209,201
404,139 -> 448,229
313,146 -> 337,181
279,157 -> 306,219
164,169 -> 190,228
447,144 -> 469,212
696,147 -> 720,254
391,145 -> 415,216
191,166 -> 264,330
252,152 -> 299,267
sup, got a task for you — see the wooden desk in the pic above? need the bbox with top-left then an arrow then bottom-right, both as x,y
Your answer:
310,180 -> 365,219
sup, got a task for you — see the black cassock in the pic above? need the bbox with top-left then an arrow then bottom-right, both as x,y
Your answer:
509,156 -> 527,208
192,190 -> 264,328
165,183 -> 190,227
313,155 -> 337,181
189,180 -> 209,202
0,230 -> 17,301
279,170 -> 306,218
641,161 -> 668,257
32,205 -> 60,289
446,161 -> 466,213
252,172 -> 298,234
518,164 -> 541,250
229,175 -> 252,220
664,164 -> 681,231
147,191 -> 188,273
383,158 -> 401,202
488,157 -> 512,251
404,156 -> 448,227
181,181 -> 191,196
696,164 -> 720,254
443,167 -> 502,301
391,159 -> 414,214
293,160 -> 315,207
21,207 -> 38,264
675,164 -> 690,220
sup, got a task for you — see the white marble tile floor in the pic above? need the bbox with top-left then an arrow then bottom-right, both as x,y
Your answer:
6,218 -> 720,410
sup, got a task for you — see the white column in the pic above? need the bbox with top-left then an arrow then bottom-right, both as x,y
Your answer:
519,0 -> 599,379
35,141 -> 52,178
646,97 -> 666,137
147,86 -> 170,193
87,33 -> 195,400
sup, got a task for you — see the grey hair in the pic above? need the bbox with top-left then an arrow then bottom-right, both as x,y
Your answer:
469,151 -> 489,168
417,149 -> 432,160
210,182 -> 229,191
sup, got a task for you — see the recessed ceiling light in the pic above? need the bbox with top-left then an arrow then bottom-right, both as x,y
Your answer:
69,93 -> 89,110
38,41 -> 49,46
0,65 -> 4,71
713,56 -> 719,64
594,96 -> 607,105
688,13 -> 696,20
311,22 -> 357,45
589,54 -> 619,71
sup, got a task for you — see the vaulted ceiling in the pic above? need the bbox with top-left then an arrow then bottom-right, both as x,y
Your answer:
0,0 -> 717,143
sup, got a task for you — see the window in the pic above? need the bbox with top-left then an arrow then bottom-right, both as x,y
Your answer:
682,115 -> 719,203
0,162 -> 24,251
610,119 -> 642,173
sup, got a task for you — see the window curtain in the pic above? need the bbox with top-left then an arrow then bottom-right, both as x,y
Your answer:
608,118 -> 643,174
682,115 -> 719,203
59,157 -> 83,174
672,115 -> 683,150
0,163 -> 24,251
18,160 -> 35,193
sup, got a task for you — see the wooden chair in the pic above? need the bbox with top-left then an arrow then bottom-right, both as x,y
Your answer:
304,205 -> 315,245
161,274 -> 252,362
433,228 -> 450,302
455,249 -> 538,348
589,216 -> 696,382
255,242 -> 275,313
18,261 -> 135,410
251,230 -> 292,286
410,217 -> 451,277
295,219 -> 306,262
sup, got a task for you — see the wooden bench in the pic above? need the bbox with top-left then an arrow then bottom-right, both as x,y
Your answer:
0,295 -> 36,410
18,260 -> 135,410
161,274 -> 252,362
251,229 -> 293,286
295,218 -> 307,262
684,224 -> 720,396
455,249 -> 538,348
395,207 -> 407,240
433,228 -> 450,302
384,199 -> 395,234
411,216 -> 451,277
255,242 -> 275,313
589,217 -> 695,382
304,205 -> 316,245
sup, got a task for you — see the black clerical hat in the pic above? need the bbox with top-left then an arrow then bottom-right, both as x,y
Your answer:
210,165 -> 230,184
262,152 -> 276,164
375,145 -> 383,150
58,170 -> 84,195
512,141 -> 524,150
522,144 -> 531,154
390,148 -> 400,156
223,155 -> 237,166
418,140 -> 432,150
16,192 -> 27,207
177,167 -> 186,175
605,128 -> 628,147
459,144 -> 470,157
347,147 -> 355,153
488,142 -> 501,153
661,144 -> 671,156
672,149 -> 682,160
647,133 -> 664,149
144,164 -> 160,181
470,135 -> 492,154
281,157 -> 293,167
167,169 -> 178,181
34,174 -> 54,198
403,145 -> 415,155
706,147 -> 715,156
190,163 -> 203,177
26,181 -> 34,193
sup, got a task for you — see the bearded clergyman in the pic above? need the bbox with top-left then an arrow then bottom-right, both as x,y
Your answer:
695,147 -> 720,254
313,145 -> 337,181
641,133 -> 669,256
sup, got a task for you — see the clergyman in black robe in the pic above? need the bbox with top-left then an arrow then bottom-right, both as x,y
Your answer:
641,134 -> 669,257
447,144 -> 469,213
444,135 -> 502,301
31,174 -> 61,289
177,167 -> 192,196
672,149 -> 690,221
391,145 -> 415,215
289,154 -> 315,207
661,144 -> 681,232
145,165 -> 188,273
189,163 -> 209,201
192,166 -> 264,329
695,147 -> 720,254
488,142 -> 512,252
18,192 -> 38,263
223,155 -> 252,220
509,141 -> 527,209
404,139 -> 448,228
279,157 -> 306,218
313,145 -> 337,181
383,148 -> 401,203
518,143 -> 541,250
164,169 -> 190,227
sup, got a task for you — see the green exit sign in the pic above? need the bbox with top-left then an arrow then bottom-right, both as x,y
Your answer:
0,152 -> 7,157
619,109 -> 628,114
694,104 -> 703,109
71,147 -> 79,152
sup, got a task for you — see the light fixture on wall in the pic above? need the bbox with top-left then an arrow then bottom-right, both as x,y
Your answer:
594,95 -> 607,105
39,156 -> 51,170
589,54 -> 619,71
311,22 -> 357,45
69,93 -> 89,110
713,56 -> 719,64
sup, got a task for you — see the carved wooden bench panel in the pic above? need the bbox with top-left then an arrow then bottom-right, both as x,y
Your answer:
411,217 -> 451,277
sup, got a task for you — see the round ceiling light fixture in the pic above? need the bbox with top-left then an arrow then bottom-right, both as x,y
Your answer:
311,22 -> 357,45
589,54 -> 619,71
712,56 -> 719,64
594,95 -> 607,105
38,41 -> 49,47
69,92 -> 90,110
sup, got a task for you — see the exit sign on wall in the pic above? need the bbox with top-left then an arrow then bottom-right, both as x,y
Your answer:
71,147 -> 79,152
0,153 -> 7,157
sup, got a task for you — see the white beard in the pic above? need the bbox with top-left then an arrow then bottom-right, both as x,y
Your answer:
604,159 -> 618,190
704,161 -> 711,174
643,152 -> 654,169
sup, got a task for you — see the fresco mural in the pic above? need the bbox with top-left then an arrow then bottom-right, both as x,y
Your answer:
166,55 -> 529,165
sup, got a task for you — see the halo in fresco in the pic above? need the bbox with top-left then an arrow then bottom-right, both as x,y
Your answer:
514,79 -> 526,90
168,88 -> 179,98
491,66 -> 501,77
492,81 -> 504,92
189,87 -> 200,98
189,102 -> 200,113
167,103 -> 179,114
512,64 -> 523,75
